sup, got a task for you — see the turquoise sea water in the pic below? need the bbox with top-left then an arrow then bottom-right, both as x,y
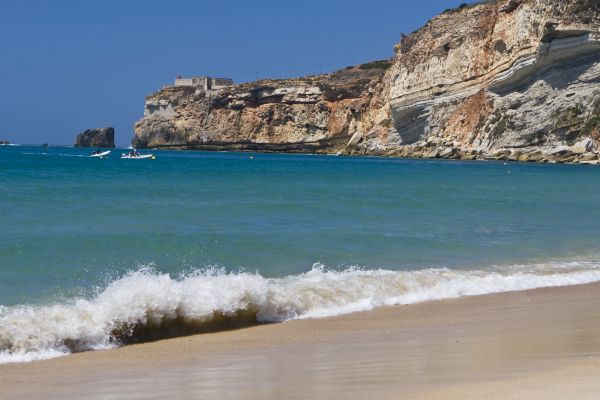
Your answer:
2,145 -> 600,362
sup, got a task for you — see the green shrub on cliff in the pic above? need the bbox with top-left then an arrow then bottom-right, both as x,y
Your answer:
583,98 -> 600,137
443,0 -> 493,14
554,104 -> 585,129
574,0 -> 600,13
492,117 -> 508,137
359,60 -> 392,70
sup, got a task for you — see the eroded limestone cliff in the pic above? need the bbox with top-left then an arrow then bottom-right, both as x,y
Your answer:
133,64 -> 390,153
133,0 -> 600,163
384,0 -> 600,162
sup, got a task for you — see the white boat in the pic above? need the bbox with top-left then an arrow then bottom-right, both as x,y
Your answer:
121,153 -> 155,160
90,150 -> 111,158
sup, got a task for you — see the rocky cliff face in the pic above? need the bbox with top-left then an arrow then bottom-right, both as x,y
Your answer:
133,64 -> 390,153
74,127 -> 115,148
382,0 -> 600,162
133,0 -> 600,163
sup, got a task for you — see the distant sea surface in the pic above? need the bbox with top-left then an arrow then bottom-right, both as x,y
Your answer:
2,145 -> 600,362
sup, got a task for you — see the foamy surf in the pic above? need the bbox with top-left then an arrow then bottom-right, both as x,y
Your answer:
2,261 -> 600,364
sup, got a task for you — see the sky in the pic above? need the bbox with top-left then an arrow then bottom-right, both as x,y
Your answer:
0,0 -> 477,147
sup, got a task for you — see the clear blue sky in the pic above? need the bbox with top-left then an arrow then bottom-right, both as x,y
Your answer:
0,0 -> 475,146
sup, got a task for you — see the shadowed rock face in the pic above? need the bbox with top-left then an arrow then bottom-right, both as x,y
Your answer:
132,0 -> 600,163
74,127 -> 115,148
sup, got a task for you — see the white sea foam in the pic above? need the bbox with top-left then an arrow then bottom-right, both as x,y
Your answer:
20,151 -> 86,157
2,261 -> 600,364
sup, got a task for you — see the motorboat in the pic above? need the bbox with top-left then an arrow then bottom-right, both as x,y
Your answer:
90,150 -> 111,158
121,151 -> 155,159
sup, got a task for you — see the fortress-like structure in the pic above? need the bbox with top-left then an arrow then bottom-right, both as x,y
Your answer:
144,76 -> 234,118
174,76 -> 233,92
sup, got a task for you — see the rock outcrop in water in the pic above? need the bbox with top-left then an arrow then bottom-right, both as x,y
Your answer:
133,0 -> 600,163
74,127 -> 115,148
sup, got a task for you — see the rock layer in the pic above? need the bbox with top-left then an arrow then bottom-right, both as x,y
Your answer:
133,0 -> 600,163
75,127 -> 115,148
382,0 -> 600,163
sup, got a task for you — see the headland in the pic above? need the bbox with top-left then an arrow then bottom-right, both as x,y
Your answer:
132,0 -> 600,164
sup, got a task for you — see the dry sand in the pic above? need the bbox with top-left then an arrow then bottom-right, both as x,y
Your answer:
2,283 -> 600,399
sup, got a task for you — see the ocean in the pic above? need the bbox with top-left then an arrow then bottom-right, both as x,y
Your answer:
2,145 -> 600,363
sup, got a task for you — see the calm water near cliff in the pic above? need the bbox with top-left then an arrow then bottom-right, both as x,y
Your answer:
2,145 -> 600,362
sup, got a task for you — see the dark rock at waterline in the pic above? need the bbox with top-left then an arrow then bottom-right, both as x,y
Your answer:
74,127 -> 115,148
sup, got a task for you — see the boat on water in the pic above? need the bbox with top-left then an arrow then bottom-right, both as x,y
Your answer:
90,150 -> 111,158
121,154 -> 155,159
121,150 -> 155,160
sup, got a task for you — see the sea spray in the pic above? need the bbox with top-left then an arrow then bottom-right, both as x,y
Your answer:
2,261 -> 600,364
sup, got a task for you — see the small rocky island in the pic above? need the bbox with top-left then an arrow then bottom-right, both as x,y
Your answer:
74,127 -> 115,148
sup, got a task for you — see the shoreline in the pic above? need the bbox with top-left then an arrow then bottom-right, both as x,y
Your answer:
5,144 -> 600,166
2,282 -> 600,399
115,145 -> 600,165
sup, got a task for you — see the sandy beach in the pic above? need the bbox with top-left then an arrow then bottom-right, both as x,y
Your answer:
4,1 -> 600,400
1,282 -> 599,400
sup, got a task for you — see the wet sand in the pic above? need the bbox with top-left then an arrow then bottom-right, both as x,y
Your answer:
2,283 -> 600,400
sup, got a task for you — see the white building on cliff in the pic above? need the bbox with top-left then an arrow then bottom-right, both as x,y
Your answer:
144,76 -> 234,118
174,76 -> 233,93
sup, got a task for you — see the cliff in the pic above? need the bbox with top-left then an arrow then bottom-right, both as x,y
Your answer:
133,0 -> 600,163
384,0 -> 600,162
74,127 -> 115,148
133,64 -> 390,153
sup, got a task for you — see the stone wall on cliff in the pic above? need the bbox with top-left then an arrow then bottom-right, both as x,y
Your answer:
132,0 -> 600,163
74,127 -> 115,148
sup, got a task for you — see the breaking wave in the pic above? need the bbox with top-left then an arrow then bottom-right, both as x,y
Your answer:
2,260 -> 600,364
